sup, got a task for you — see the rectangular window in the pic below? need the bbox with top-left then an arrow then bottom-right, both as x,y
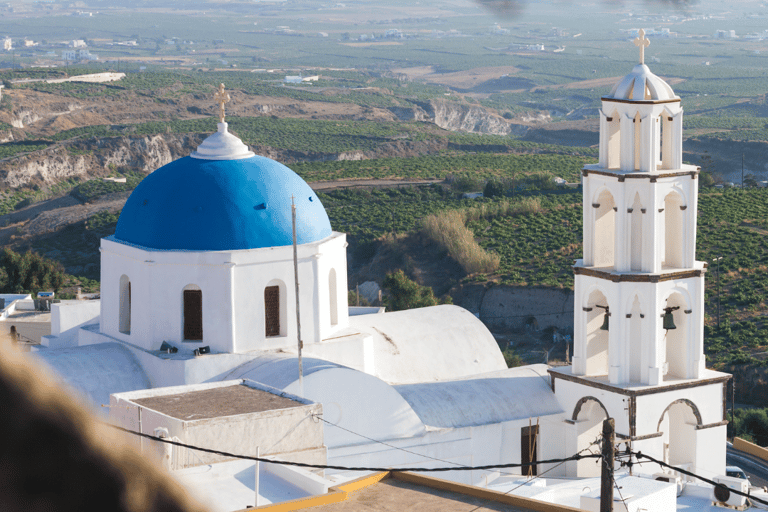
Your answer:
265,286 -> 280,337
183,289 -> 203,341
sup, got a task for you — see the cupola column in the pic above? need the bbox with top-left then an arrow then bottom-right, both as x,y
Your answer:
599,111 -> 610,168
614,188 -> 630,272
645,286 -> 665,385
620,113 -> 635,172
671,110 -> 684,169
639,114 -> 656,172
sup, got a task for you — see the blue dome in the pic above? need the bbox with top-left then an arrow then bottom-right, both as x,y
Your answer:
114,155 -> 332,251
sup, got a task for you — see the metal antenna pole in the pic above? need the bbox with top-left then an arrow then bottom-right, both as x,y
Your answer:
292,196 -> 304,396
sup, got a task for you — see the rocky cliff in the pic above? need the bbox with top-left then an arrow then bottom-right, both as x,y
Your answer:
389,99 -> 525,136
0,134 -> 203,189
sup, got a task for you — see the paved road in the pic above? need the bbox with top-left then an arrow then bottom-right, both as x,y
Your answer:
727,445 -> 768,489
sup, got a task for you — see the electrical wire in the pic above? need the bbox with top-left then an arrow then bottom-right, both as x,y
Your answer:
107,424 -> 600,473
318,415 -> 545,480
633,451 -> 768,507
463,435 -> 603,512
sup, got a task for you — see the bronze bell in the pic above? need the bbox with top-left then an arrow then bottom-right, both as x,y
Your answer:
663,306 -> 679,330
596,305 -> 610,331
600,312 -> 610,331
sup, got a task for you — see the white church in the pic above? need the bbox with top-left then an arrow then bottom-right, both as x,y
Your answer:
33,34 -> 737,510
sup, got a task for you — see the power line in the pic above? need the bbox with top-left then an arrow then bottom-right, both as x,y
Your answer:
107,423 -> 599,473
633,451 -> 768,508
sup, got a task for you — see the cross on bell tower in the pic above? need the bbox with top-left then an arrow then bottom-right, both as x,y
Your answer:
633,29 -> 650,65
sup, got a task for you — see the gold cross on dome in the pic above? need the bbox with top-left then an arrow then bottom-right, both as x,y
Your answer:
633,29 -> 650,65
213,83 -> 230,123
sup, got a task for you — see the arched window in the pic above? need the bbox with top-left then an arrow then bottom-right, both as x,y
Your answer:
265,286 -> 281,337
119,275 -> 131,335
183,286 -> 203,341
593,189 -> 616,268
329,268 -> 338,326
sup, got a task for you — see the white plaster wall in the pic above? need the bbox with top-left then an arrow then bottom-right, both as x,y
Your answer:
111,380 -> 326,468
43,300 -> 101,347
101,233 -> 348,355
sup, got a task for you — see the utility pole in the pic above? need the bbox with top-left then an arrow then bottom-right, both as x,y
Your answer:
715,256 -> 723,330
600,418 -> 615,512
291,196 -> 304,397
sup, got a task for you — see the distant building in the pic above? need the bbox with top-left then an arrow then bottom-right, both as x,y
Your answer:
714,29 -> 737,39
3,37 -> 12,51
62,50 -> 77,61
70,39 -> 86,48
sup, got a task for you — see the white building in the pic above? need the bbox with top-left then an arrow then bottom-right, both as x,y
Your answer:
33,35 -> 731,508
3,37 -> 12,51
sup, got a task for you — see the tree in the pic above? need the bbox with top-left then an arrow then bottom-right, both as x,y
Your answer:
382,269 -> 450,312
483,178 -> 507,198
0,248 -> 65,294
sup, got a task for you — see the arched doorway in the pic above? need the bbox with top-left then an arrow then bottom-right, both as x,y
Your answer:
658,400 -> 701,468
574,397 -> 609,477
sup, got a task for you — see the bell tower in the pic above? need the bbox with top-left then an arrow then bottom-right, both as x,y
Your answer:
573,29 -> 704,386
550,31 -> 730,480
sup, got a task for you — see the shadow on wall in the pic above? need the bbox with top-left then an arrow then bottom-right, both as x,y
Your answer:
0,335 -> 205,512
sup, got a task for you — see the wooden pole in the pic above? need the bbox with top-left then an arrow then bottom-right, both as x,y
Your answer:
600,418 -> 615,512
292,197 -> 304,397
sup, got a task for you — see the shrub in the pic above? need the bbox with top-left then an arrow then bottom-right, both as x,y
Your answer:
421,210 -> 500,274
382,269 -> 443,311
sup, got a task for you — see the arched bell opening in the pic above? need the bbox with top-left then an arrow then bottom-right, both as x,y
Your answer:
663,292 -> 689,380
585,289 -> 610,376
573,398 -> 609,477
629,192 -> 644,272
663,191 -> 684,269
593,189 -> 616,269
658,400 -> 701,468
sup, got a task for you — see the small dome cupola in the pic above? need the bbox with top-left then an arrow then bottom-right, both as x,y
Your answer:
607,63 -> 677,102
605,30 -> 678,102
596,30 -> 684,173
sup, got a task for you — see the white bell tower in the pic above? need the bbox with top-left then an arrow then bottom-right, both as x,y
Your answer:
574,29 -> 704,386
550,31 -> 730,480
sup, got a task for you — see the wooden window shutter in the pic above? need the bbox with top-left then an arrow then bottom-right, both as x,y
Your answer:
265,286 -> 280,337
183,289 -> 203,340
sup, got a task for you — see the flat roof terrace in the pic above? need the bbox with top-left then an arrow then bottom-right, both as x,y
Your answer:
133,384 -> 305,421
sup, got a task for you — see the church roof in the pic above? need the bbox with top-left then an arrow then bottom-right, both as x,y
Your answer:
114,124 -> 332,251
606,63 -> 678,102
